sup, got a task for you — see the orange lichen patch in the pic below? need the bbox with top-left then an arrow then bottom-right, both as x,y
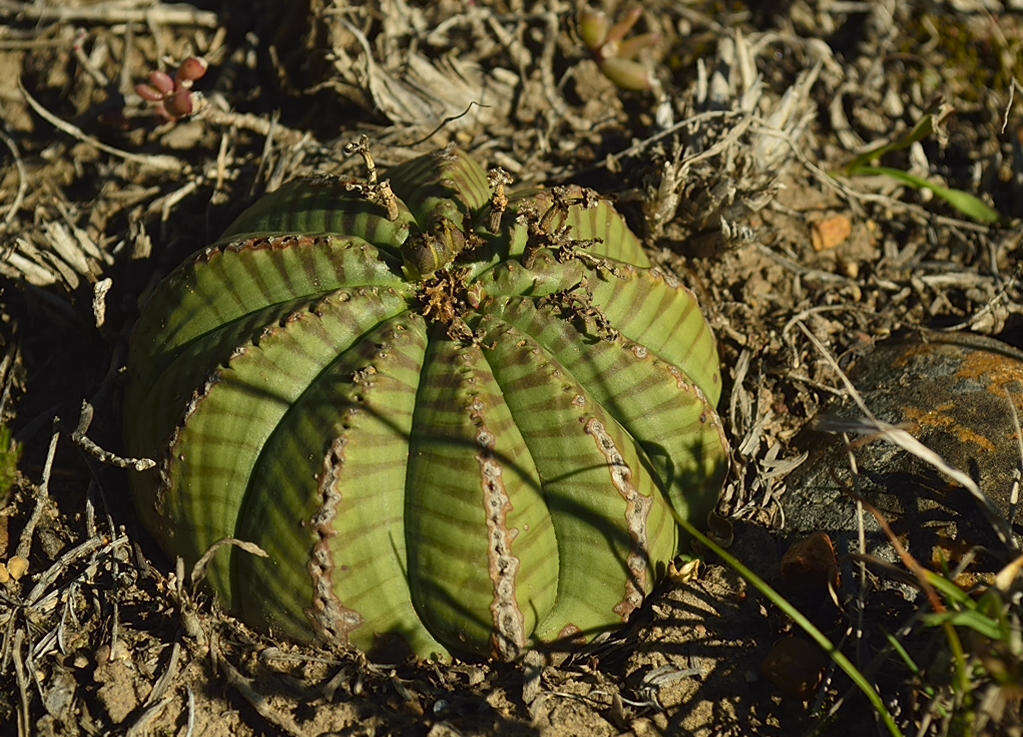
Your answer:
955,350 -> 1023,401
932,540 -> 996,590
912,400 -> 955,415
902,405 -> 997,453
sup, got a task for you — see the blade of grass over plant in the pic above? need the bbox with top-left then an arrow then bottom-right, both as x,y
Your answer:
883,630 -> 923,679
838,113 -> 1001,224
842,115 -> 935,173
923,570 -> 974,607
922,610 -> 1005,641
921,572 -> 1009,643
882,630 -> 950,720
669,511 -> 904,737
855,495 -> 974,697
848,166 -> 1000,224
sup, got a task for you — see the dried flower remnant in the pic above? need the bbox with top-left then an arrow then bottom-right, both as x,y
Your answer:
578,6 -> 660,91
135,56 -> 208,122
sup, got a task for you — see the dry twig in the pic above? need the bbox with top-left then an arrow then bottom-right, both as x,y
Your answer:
0,0 -> 217,27
72,401 -> 155,472
20,80 -> 185,172
14,429 -> 58,562
215,639 -> 309,737
0,128 -> 26,226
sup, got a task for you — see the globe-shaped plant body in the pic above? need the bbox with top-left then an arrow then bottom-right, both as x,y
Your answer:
125,148 -> 728,660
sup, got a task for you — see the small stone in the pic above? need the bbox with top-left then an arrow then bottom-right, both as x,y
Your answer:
839,258 -> 859,278
631,717 -> 658,737
159,120 -> 204,150
93,657 -> 142,724
43,668 -> 77,719
6,555 -> 28,579
810,214 -> 852,252
426,724 -> 461,737
781,532 -> 840,594
761,636 -> 828,699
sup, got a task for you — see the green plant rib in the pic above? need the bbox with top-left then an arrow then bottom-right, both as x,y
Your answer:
125,147 -> 728,660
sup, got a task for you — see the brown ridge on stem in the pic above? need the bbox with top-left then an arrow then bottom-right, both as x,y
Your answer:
306,428 -> 365,643
582,417 -> 651,620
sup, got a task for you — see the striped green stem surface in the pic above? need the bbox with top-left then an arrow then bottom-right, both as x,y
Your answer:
125,147 -> 728,660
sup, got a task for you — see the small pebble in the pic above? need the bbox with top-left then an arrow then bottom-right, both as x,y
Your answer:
762,636 -> 828,699
810,214 -> 852,252
6,555 -> 28,580
159,120 -> 204,150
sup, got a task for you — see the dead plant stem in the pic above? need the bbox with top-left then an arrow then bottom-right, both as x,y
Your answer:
14,429 -> 58,562
0,0 -> 218,27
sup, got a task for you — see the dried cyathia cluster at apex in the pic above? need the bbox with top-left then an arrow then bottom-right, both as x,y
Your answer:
124,146 -> 728,661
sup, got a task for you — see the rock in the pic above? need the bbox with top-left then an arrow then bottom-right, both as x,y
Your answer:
761,636 -> 828,699
159,120 -> 205,150
810,214 -> 852,252
782,332 -> 1023,576
42,668 -> 77,722
6,555 -> 27,579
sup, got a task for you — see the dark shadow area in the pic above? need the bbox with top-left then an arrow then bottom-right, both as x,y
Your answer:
175,0 -> 379,137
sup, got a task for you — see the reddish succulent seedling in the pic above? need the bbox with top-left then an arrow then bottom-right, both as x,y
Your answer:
135,56 -> 207,122
578,6 -> 660,91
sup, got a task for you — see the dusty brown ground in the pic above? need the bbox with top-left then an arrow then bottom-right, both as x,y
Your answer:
1,1 -> 1022,736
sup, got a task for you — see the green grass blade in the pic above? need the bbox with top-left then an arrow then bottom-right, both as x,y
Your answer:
669,512 -> 904,737
922,570 -> 974,606
0,424 -> 19,503
842,115 -> 935,174
884,629 -> 922,677
922,610 -> 1004,641
839,112 -> 1000,224
847,165 -> 1000,224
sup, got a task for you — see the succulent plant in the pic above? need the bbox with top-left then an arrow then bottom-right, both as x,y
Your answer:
578,6 -> 660,91
135,56 -> 207,122
125,147 -> 727,660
